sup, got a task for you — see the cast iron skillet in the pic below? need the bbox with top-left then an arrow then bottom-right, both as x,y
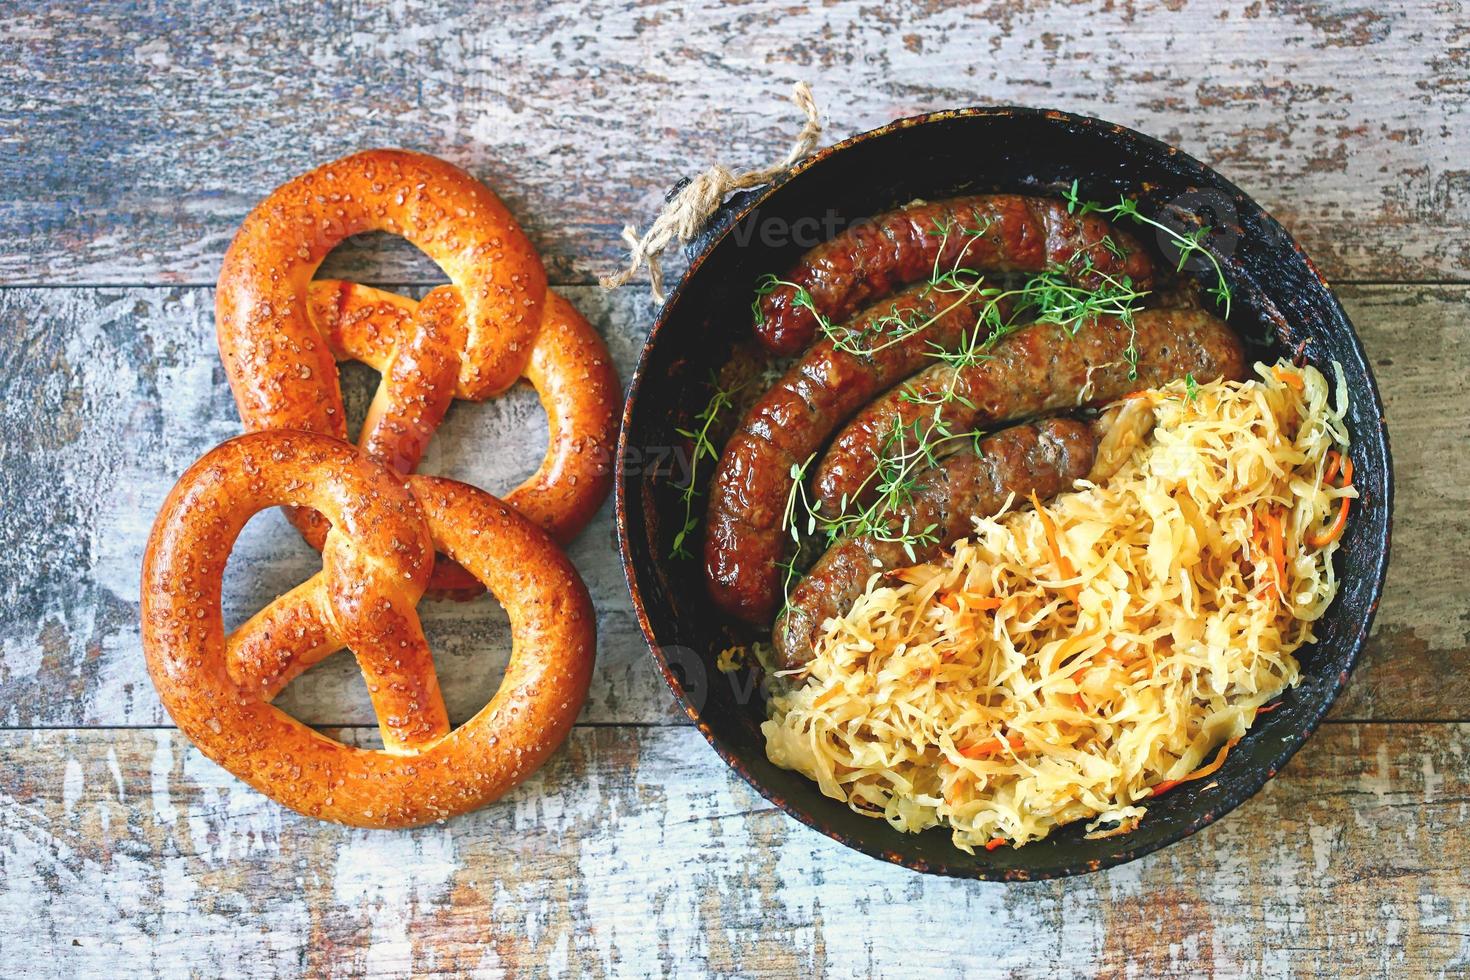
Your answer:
615,107 -> 1393,879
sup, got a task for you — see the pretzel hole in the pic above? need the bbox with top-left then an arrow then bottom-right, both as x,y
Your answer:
217,510 -> 386,747
418,381 -> 548,491
315,232 -> 448,286
219,508 -> 321,637
413,594 -> 514,727
335,355 -> 549,496
263,651 -> 380,748
335,358 -> 381,441
247,583 -> 514,736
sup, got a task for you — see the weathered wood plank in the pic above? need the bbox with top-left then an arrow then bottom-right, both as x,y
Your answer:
1,723 -> 1467,977
0,284 -> 679,728
0,284 -> 1465,726
1,1 -> 1467,286
1326,285 -> 1470,719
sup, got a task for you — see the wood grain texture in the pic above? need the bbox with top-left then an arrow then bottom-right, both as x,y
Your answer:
2,1 -> 1468,972
1,284 -> 1462,727
0,284 -> 681,730
1325,285 -> 1470,720
2,723 -> 1467,978
1,1 -> 1467,286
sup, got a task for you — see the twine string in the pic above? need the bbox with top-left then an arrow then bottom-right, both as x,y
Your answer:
599,82 -> 822,304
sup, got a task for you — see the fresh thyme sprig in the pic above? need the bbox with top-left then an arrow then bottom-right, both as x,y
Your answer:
1063,179 -> 1234,318
752,274 -> 828,332
757,188 -> 1236,611
794,421 -> 970,560
772,206 -> 1162,603
753,216 -> 1006,360
775,438 -> 950,606
670,374 -> 745,560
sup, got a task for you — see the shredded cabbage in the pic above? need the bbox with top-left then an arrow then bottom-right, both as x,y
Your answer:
762,361 -> 1356,852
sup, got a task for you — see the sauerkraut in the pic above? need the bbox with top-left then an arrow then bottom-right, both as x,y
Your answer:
762,361 -> 1356,852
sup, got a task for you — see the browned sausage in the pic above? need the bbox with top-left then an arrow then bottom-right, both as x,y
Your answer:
813,309 -> 1245,514
754,195 -> 1155,356
704,282 -> 996,625
772,417 -> 1099,669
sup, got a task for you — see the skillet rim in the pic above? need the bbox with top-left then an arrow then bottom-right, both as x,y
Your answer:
614,104 -> 1395,880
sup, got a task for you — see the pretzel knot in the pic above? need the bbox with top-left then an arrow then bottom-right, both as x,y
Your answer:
141,431 -> 596,828
216,149 -> 619,596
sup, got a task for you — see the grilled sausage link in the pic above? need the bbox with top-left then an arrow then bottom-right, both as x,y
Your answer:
754,194 -> 1155,356
771,417 -> 1099,669
812,309 -> 1245,514
704,282 -> 994,626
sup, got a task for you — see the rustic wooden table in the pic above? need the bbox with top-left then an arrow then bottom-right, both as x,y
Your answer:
1,2 -> 1467,976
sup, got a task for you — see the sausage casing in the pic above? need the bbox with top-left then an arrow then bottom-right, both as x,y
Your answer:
772,417 -> 1098,669
754,194 -> 1155,356
812,308 -> 1245,514
705,282 -> 993,625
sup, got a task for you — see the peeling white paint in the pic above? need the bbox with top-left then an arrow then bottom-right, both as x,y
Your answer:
106,748 -> 125,802
334,829 -> 459,977
1,1 -> 1467,975
149,732 -> 177,826
1,727 -> 1468,975
62,758 -> 83,817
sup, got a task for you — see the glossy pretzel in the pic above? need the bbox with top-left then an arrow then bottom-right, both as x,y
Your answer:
216,149 -> 618,593
307,280 -> 620,542
140,431 -> 596,828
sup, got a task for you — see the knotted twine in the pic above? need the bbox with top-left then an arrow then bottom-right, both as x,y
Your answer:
599,82 -> 823,304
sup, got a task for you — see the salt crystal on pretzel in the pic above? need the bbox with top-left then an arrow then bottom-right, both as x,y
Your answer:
216,149 -> 618,594
141,431 -> 596,828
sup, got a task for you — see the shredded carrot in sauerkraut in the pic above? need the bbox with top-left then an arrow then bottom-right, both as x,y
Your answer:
762,361 -> 1356,852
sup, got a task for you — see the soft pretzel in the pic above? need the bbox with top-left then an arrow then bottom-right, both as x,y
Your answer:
308,279 -> 620,542
216,149 -> 618,594
217,148 -> 546,408
140,430 -> 596,828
